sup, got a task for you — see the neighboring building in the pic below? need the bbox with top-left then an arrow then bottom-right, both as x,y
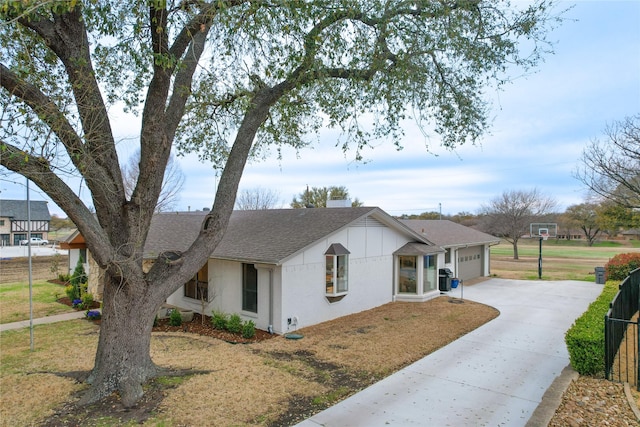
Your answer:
0,199 -> 51,246
621,229 -> 640,241
59,230 -> 95,289
400,220 -> 500,282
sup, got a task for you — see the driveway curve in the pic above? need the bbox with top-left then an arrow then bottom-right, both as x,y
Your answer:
297,278 -> 602,427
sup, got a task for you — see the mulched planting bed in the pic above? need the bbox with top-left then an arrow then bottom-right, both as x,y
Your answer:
152,313 -> 276,344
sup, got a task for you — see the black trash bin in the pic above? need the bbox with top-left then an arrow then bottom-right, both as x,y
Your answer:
439,268 -> 453,292
595,267 -> 606,284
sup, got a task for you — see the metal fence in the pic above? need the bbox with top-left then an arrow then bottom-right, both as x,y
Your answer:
605,268 -> 640,389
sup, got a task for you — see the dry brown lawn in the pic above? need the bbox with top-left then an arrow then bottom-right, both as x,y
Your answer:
0,295 -> 498,427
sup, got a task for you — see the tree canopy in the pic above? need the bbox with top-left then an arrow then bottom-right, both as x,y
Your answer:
291,185 -> 362,208
0,0 -> 560,406
479,188 -> 557,259
575,115 -> 640,208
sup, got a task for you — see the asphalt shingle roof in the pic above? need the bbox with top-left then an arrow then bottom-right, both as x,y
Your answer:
400,220 -> 500,247
145,207 -> 424,264
0,199 -> 51,221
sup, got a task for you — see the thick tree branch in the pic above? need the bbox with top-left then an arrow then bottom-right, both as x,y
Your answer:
0,139 -> 109,261
15,7 -> 125,232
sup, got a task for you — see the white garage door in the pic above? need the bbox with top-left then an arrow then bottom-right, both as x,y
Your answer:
457,246 -> 483,281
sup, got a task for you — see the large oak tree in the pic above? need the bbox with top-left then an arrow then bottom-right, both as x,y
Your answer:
0,0 -> 559,406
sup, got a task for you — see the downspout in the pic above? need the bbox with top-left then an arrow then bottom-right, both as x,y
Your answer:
268,268 -> 274,334
392,256 -> 397,302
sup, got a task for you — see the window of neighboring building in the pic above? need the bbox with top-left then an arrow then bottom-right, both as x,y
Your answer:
184,265 -> 209,301
79,248 -> 87,263
325,243 -> 350,296
399,255 -> 417,293
423,255 -> 437,292
445,248 -> 451,264
242,263 -> 258,313
0,220 -> 4,226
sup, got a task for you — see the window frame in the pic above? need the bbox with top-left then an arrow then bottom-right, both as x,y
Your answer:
242,263 -> 258,313
184,265 -> 209,301
398,255 -> 417,294
325,243 -> 350,297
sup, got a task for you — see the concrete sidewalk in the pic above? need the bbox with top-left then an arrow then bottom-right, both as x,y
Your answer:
0,310 -> 88,332
296,278 -> 602,427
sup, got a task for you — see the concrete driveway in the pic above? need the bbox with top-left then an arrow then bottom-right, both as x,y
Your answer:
296,278 -> 602,427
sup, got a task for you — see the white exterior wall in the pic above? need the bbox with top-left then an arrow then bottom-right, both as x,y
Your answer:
277,222 -> 411,334
165,217 -> 430,335
165,259 -> 281,333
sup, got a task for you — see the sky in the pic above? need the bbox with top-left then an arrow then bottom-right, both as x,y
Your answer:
1,1 -> 639,218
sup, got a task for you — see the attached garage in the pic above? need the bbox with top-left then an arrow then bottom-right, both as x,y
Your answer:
400,219 -> 500,283
457,246 -> 483,281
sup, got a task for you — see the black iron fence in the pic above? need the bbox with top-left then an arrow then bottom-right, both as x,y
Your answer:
605,268 -> 640,389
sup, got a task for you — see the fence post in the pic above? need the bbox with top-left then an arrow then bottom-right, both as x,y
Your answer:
605,312 -> 611,380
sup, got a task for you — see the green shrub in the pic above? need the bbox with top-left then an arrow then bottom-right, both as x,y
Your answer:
605,253 -> 640,280
565,281 -> 619,376
242,320 -> 256,339
82,293 -> 94,310
169,309 -> 182,326
58,273 -> 70,283
227,314 -> 242,334
211,311 -> 228,330
70,256 -> 88,288
65,284 -> 79,301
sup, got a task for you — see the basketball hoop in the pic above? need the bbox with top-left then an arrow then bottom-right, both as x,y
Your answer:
540,233 -> 548,241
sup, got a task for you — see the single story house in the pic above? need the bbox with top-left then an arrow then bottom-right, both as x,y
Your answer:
0,199 -> 51,246
400,220 -> 500,282
152,207 -> 445,334
78,207 -> 453,334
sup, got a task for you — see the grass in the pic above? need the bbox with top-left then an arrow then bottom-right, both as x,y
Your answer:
3,240 -> 640,425
0,280 -> 75,324
0,298 -> 498,426
490,238 -> 640,281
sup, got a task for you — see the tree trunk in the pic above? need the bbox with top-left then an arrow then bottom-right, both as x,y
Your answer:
80,273 -> 163,407
512,241 -> 519,260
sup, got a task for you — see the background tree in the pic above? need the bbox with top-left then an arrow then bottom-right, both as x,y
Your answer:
0,1 -> 559,406
397,211 -> 442,220
121,149 -> 185,212
291,185 -> 363,208
479,189 -> 557,259
595,201 -> 640,237
49,214 -> 74,233
575,115 -> 640,208
563,203 -> 601,246
235,187 -> 282,210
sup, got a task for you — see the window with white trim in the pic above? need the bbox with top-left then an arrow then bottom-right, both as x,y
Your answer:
242,263 -> 258,313
325,243 -> 350,296
184,265 -> 209,301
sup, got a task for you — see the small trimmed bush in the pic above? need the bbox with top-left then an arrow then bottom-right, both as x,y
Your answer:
169,309 -> 182,326
211,311 -> 228,330
565,280 -> 619,376
227,314 -> 242,334
605,253 -> 640,281
82,293 -> 94,309
65,284 -> 80,301
242,320 -> 256,339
